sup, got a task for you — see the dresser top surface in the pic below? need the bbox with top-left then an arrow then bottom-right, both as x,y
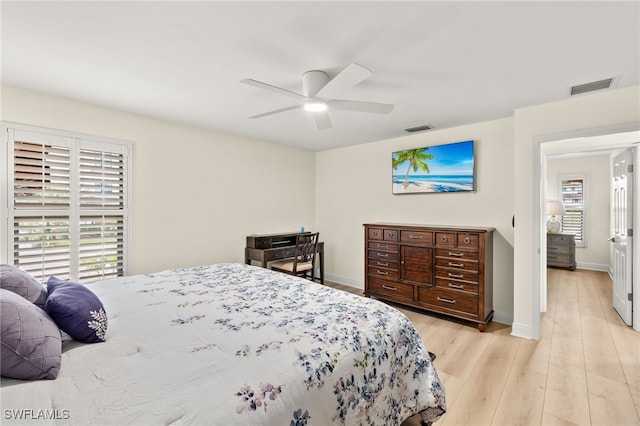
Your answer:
363,223 -> 495,233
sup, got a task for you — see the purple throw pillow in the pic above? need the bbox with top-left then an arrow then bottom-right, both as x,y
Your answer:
0,264 -> 47,309
0,289 -> 62,380
45,276 -> 107,343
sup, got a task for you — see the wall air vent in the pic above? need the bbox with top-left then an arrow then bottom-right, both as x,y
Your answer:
570,78 -> 614,96
404,124 -> 433,133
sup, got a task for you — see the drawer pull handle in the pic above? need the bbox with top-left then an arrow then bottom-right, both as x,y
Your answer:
378,244 -> 389,248
464,237 -> 471,244
448,262 -> 464,267
437,297 -> 456,304
548,247 -> 558,250
378,253 -> 389,258
377,271 -> 389,275
448,273 -> 463,278
448,283 -> 464,289
448,252 -> 464,257
377,261 -> 389,266
441,236 -> 448,242
409,235 -> 423,239
382,285 -> 397,291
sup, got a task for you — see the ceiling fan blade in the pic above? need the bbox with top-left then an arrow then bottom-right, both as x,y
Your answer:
241,79 -> 308,100
249,105 -> 301,119
315,63 -> 372,100
313,111 -> 332,130
329,99 -> 394,114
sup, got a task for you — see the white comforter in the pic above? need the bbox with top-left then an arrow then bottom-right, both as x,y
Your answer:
1,263 -> 445,425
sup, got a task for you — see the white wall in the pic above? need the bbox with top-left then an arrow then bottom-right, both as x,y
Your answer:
513,85 -> 640,338
316,117 -> 515,323
546,154 -> 611,269
1,85 -> 316,275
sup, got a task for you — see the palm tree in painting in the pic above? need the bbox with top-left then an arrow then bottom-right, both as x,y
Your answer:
393,148 -> 434,189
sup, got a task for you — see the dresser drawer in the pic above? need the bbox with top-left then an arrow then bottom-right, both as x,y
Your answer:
368,258 -> 398,270
417,287 -> 478,319
400,230 -> 433,244
547,233 -> 575,245
368,250 -> 399,262
435,232 -> 456,247
369,228 -> 398,241
548,253 -> 574,264
435,248 -> 479,261
435,278 -> 478,294
368,266 -> 399,281
368,241 -> 398,252
435,256 -> 479,272
435,268 -> 479,283
547,244 -> 572,255
457,233 -> 479,248
367,277 -> 413,303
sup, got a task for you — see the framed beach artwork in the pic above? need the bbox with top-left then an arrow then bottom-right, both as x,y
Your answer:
392,140 -> 475,194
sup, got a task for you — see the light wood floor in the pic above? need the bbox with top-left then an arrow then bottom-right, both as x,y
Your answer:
325,268 -> 640,426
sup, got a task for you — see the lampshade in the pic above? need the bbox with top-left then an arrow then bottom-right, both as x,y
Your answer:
546,200 -> 565,216
546,200 -> 565,233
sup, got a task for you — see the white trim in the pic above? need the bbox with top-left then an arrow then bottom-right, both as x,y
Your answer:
325,273 -> 363,290
511,322 -> 534,340
575,262 -> 609,272
534,123 -> 640,339
1,121 -> 133,280
493,310 -> 513,326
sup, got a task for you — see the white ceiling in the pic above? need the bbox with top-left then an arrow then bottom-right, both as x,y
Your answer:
2,1 -> 639,152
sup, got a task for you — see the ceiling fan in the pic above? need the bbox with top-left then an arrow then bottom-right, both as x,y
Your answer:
241,63 -> 394,130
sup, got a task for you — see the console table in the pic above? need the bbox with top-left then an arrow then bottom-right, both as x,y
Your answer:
245,232 -> 324,283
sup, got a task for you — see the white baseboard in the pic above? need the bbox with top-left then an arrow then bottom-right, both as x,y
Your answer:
511,322 -> 535,340
492,310 -> 513,326
324,273 -> 363,290
576,262 -> 609,272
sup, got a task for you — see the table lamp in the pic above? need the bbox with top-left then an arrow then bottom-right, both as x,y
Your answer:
546,200 -> 565,233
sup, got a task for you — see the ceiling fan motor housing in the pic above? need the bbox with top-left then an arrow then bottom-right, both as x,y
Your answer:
302,70 -> 329,97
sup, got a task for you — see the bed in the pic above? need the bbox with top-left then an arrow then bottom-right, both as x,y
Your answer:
1,263 -> 445,425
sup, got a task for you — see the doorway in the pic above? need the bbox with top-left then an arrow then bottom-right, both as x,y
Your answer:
535,126 -> 640,336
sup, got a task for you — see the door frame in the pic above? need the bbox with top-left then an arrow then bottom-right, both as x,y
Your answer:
533,123 -> 640,338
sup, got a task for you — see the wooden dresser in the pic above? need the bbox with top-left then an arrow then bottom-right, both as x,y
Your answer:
547,233 -> 576,270
364,223 -> 494,331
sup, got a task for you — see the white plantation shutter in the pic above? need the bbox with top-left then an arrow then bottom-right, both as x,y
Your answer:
13,142 -> 71,207
4,126 -> 130,283
78,215 -> 125,280
79,149 -> 124,208
13,216 -> 71,279
560,176 -> 586,247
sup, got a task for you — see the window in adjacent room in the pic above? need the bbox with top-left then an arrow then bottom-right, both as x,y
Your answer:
560,174 -> 586,247
2,124 -> 131,283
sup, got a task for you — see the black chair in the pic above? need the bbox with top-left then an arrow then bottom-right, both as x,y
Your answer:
271,232 -> 319,281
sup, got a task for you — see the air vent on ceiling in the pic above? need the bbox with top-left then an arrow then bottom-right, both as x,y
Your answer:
404,124 -> 433,133
570,78 -> 614,96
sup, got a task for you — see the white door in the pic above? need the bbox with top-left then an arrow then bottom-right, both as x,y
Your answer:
612,149 -> 633,325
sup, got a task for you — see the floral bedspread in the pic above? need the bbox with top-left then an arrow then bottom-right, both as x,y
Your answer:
0,263 -> 445,425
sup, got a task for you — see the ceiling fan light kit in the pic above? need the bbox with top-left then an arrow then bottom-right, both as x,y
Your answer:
304,101 -> 327,112
241,63 -> 394,130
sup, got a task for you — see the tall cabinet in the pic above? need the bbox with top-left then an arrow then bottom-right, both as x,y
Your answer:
364,223 -> 494,331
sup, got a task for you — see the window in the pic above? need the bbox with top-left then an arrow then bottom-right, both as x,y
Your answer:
2,124 -> 131,283
560,175 -> 586,247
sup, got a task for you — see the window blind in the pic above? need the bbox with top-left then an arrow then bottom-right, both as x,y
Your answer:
561,178 -> 585,244
6,127 -> 129,283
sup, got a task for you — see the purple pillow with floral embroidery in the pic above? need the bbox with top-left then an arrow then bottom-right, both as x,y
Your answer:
44,276 -> 107,343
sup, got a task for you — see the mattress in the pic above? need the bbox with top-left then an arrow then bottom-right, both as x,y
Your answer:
1,263 -> 445,425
